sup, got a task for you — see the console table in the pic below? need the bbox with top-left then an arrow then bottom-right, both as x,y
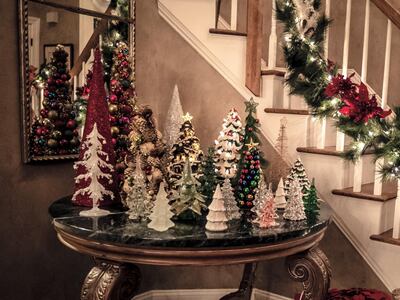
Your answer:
49,197 -> 332,300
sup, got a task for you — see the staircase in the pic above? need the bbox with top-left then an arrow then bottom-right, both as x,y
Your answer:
157,0 -> 400,291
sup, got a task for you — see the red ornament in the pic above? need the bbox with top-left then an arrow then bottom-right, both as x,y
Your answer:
109,94 -> 118,103
66,119 -> 77,129
248,127 -> 253,132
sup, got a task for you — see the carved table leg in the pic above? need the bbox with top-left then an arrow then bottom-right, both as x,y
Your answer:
81,260 -> 141,300
220,263 -> 257,300
286,246 -> 331,300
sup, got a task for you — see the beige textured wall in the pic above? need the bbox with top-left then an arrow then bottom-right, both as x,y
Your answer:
0,0 -> 390,298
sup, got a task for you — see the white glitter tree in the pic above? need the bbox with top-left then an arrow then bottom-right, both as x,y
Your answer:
254,185 -> 277,228
73,123 -> 114,217
163,84 -> 184,147
148,182 -> 175,232
205,184 -> 228,232
221,178 -> 241,220
274,178 -> 287,209
215,109 -> 243,178
283,177 -> 306,221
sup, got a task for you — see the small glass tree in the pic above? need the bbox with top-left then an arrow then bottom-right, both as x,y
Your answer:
205,185 -> 228,232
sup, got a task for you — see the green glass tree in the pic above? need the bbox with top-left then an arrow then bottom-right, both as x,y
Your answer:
303,178 -> 320,223
198,147 -> 219,206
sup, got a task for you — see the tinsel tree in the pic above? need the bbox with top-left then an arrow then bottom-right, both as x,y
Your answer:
274,178 -> 287,209
168,113 -> 204,189
205,184 -> 228,232
72,48 -> 118,209
284,158 -> 310,198
163,84 -> 184,148
303,178 -> 320,223
109,42 -> 137,182
215,108 -> 243,178
253,183 -> 277,228
221,178 -> 241,221
171,158 -> 207,221
283,176 -> 306,221
198,147 -> 219,206
147,182 -> 174,232
31,45 -> 80,156
236,139 -> 262,210
123,106 -> 169,200
125,158 -> 153,221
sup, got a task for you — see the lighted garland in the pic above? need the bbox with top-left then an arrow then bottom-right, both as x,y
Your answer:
275,0 -> 399,180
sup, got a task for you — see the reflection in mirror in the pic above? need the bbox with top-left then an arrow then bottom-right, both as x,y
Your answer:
21,0 -> 135,162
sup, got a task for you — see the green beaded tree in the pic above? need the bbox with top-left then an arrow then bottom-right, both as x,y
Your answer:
198,147 -> 219,206
303,178 -> 320,223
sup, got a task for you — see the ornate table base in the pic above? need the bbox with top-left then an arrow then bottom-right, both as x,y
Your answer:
220,263 -> 257,300
81,261 -> 141,300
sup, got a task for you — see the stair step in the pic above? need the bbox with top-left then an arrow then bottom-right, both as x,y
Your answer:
209,28 -> 247,37
370,229 -> 400,246
297,146 -> 375,157
332,182 -> 397,202
264,108 -> 309,115
261,69 -> 285,77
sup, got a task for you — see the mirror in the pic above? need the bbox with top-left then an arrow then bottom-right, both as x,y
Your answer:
18,0 -> 135,162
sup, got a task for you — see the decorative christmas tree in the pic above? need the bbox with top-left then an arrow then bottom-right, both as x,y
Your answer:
221,178 -> 241,220
124,158 -> 153,220
205,185 -> 228,232
147,182 -> 174,231
236,138 -> 262,209
284,158 -> 310,198
253,184 -> 277,228
168,113 -> 204,189
31,45 -> 80,156
303,178 -> 320,223
275,117 -> 289,179
283,177 -> 306,221
171,158 -> 207,221
123,106 -> 169,200
274,178 -> 287,209
215,109 -> 243,178
109,42 -> 137,183
163,84 -> 184,147
198,147 -> 219,206
72,48 -> 118,209
252,176 -> 268,214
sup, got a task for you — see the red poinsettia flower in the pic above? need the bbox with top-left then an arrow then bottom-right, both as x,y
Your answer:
339,83 -> 391,123
325,73 -> 357,99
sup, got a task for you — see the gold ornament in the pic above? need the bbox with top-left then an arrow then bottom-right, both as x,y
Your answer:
109,104 -> 118,115
111,126 -> 120,137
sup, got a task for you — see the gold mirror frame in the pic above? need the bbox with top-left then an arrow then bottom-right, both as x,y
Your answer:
18,0 -> 136,163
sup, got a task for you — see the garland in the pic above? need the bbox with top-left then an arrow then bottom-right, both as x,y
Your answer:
275,0 -> 400,180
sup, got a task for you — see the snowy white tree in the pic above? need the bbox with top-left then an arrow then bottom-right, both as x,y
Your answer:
205,184 -> 228,232
283,177 -> 306,221
148,182 -> 175,232
163,84 -> 184,147
221,178 -> 241,220
215,109 -> 243,178
284,158 -> 310,198
73,123 -> 115,217
125,158 -> 153,220
274,178 -> 287,209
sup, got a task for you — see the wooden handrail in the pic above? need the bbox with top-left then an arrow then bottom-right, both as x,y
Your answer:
371,0 -> 400,29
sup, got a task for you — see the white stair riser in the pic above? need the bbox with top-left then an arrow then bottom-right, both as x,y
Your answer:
261,75 -> 284,108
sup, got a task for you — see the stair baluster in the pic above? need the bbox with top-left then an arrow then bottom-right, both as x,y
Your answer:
231,0 -> 238,31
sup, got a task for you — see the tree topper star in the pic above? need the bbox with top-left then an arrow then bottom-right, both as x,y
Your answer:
245,138 -> 259,150
182,112 -> 193,122
245,98 -> 259,114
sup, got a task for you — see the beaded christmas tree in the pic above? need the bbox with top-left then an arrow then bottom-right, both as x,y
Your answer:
283,177 -> 306,221
148,182 -> 175,232
163,84 -> 184,148
205,185 -> 228,232
168,113 -> 203,189
221,178 -> 241,220
198,147 -> 219,206
253,183 -> 277,228
284,158 -> 310,198
215,109 -> 243,178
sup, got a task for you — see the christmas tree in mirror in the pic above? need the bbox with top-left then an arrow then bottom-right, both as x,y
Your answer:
168,113 -> 203,189
274,178 -> 287,209
206,184 -> 228,232
221,178 -> 241,220
284,158 -> 310,199
215,108 -> 243,178
283,176 -> 306,221
163,84 -> 184,148
198,147 -> 219,206
148,182 -> 175,232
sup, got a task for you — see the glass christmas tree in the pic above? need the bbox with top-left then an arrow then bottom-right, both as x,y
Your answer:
215,108 -> 243,178
148,182 -> 175,232
163,84 -> 184,148
275,117 -> 290,179
108,42 -> 137,183
221,178 -> 241,220
171,158 -> 207,221
303,178 -> 320,223
205,184 -> 228,232
198,147 -> 219,206
283,177 -> 306,221
252,176 -> 268,214
274,178 -> 287,209
253,184 -> 277,228
168,113 -> 203,189
284,158 -> 310,199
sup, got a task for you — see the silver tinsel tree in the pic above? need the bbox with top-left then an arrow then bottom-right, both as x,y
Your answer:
283,176 -> 306,221
221,178 -> 241,220
163,84 -> 184,147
